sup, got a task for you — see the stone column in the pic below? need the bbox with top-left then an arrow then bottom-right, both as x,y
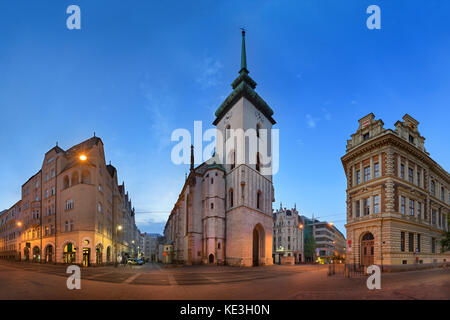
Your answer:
370,156 -> 374,180
414,164 -> 418,186
352,164 -> 356,187
379,152 -> 383,177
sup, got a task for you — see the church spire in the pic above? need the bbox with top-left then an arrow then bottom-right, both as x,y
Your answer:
240,28 -> 248,74
190,144 -> 194,172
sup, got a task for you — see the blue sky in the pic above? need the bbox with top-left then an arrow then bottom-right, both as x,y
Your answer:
0,0 -> 449,235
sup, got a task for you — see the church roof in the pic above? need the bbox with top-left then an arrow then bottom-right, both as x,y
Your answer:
213,30 -> 276,126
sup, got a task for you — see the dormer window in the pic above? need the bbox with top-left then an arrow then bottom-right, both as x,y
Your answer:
409,135 -> 414,143
363,133 -> 370,141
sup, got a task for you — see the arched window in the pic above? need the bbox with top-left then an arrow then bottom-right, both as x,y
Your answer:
256,153 -> 261,172
230,150 -> 236,170
63,176 -> 70,189
257,190 -> 262,209
81,170 -> 91,184
225,124 -> 231,140
71,171 -> 79,186
229,188 -> 234,208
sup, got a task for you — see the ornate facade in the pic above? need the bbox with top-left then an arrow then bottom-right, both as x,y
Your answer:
272,205 -> 304,264
342,113 -> 449,268
164,31 -> 275,266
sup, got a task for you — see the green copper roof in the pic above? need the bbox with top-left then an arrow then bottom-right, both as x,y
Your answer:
213,30 -> 275,126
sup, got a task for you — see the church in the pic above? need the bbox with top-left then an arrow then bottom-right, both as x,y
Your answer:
163,31 -> 276,266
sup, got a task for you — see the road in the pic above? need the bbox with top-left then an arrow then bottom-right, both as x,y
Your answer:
0,261 -> 448,300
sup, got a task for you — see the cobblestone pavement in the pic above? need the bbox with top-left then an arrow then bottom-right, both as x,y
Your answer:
0,260 -> 448,299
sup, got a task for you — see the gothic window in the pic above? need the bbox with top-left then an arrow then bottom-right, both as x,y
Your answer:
256,123 -> 261,138
256,153 -> 261,172
229,189 -> 234,208
225,124 -> 231,140
210,203 -> 214,210
230,151 -> 236,170
257,190 -> 262,209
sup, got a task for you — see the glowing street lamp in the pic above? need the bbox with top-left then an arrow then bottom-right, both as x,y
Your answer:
17,221 -> 22,227
117,225 -> 122,231
299,224 -> 304,229
79,154 -> 87,161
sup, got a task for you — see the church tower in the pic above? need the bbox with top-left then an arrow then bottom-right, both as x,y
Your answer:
213,30 -> 275,266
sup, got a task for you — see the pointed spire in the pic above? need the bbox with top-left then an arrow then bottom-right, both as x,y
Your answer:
240,28 -> 248,74
190,144 -> 194,171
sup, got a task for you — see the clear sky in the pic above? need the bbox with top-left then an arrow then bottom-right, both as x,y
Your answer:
0,0 -> 449,236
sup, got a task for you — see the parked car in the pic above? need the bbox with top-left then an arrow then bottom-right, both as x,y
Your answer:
127,258 -> 144,265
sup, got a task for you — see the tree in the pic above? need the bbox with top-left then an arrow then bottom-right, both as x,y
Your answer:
441,231 -> 450,252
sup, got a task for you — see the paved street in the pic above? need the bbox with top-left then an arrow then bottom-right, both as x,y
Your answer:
0,260 -> 449,300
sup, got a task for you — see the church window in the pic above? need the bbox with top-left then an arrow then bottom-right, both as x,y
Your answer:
257,190 -> 262,209
230,151 -> 236,170
256,153 -> 261,172
210,203 -> 214,209
218,242 -> 221,249
211,178 -> 214,184
229,189 -> 234,208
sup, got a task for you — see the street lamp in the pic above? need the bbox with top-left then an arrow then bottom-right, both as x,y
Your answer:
17,221 -> 22,227
117,225 -> 122,231
79,154 -> 87,161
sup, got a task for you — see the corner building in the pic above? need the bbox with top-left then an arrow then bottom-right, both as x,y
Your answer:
164,31 -> 275,266
342,113 -> 449,268
0,136 -> 139,265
